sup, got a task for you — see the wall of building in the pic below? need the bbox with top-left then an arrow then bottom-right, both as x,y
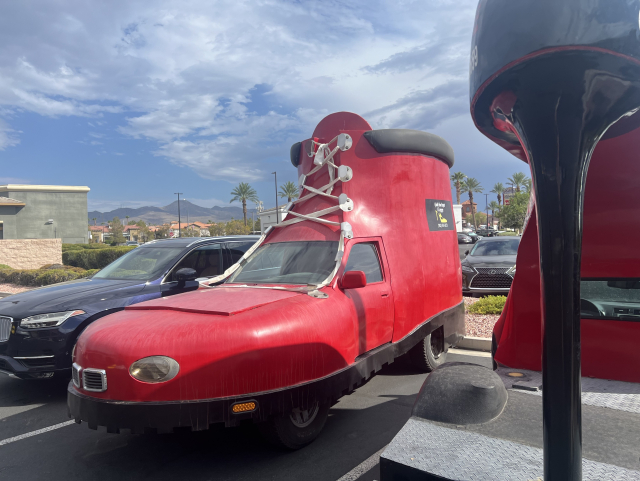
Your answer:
258,207 -> 288,234
453,204 -> 463,232
0,189 -> 88,243
0,205 -> 19,239
0,239 -> 63,269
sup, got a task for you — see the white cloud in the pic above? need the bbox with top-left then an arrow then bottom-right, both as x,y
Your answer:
0,0 -> 481,181
0,119 -> 20,150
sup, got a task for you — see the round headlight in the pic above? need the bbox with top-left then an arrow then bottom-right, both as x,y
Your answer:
129,356 -> 180,383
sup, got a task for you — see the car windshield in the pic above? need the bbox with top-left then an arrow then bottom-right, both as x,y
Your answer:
93,247 -> 183,280
228,241 -> 338,285
470,239 -> 519,256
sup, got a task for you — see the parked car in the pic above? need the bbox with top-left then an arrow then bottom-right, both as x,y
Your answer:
68,112 -> 464,449
476,228 -> 497,237
461,236 -> 520,297
466,231 -> 482,243
457,232 -> 474,244
0,236 -> 259,380
125,241 -> 140,246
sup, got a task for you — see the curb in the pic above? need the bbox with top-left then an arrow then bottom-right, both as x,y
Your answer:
0,292 -> 12,298
456,336 -> 491,352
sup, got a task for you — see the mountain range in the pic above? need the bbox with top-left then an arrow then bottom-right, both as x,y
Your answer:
88,200 -> 258,225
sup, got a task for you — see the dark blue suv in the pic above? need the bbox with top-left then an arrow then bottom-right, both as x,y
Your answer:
0,236 -> 259,379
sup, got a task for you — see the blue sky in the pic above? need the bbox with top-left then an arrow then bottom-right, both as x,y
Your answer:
0,0 -> 526,213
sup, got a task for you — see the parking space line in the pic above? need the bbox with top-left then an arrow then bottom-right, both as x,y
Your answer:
336,445 -> 386,481
0,420 -> 75,447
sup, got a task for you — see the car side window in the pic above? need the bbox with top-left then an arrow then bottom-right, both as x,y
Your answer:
344,243 -> 383,283
222,241 -> 256,271
169,244 -> 222,281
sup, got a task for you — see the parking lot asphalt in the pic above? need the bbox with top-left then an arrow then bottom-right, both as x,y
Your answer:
0,350 -> 491,481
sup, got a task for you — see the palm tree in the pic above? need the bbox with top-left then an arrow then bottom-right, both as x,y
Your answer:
125,215 -> 130,226
230,182 -> 259,226
524,177 -> 532,194
450,172 -> 466,205
464,177 -> 483,229
507,172 -> 528,193
279,181 -> 299,202
488,200 -> 500,229
92,217 -> 97,226
491,182 -> 505,206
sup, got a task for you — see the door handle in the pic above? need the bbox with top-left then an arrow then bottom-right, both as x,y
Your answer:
381,292 -> 389,298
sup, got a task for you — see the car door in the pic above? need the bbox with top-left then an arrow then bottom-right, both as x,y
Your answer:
341,239 -> 394,355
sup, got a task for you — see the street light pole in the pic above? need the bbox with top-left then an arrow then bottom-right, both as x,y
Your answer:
174,192 -> 183,237
272,172 -> 278,224
484,193 -> 489,229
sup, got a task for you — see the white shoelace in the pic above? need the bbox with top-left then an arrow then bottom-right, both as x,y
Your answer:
202,133 -> 354,294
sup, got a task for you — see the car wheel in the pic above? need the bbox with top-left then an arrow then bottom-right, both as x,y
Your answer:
409,328 -> 447,372
259,400 -> 329,450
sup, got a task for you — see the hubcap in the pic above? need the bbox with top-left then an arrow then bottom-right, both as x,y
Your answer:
289,402 -> 319,428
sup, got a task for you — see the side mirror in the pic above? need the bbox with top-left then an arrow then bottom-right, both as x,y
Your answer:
175,267 -> 197,288
341,270 -> 367,289
465,250 -> 470,256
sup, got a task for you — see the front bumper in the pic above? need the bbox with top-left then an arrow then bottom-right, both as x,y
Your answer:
0,355 -> 70,379
463,287 -> 511,297
67,383 -> 272,433
0,319 -> 76,379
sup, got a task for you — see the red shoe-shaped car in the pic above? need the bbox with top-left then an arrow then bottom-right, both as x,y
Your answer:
68,112 -> 464,448
492,121 -> 640,383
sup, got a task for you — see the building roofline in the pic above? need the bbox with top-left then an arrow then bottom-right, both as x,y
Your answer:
0,184 -> 90,193
0,196 -> 26,206
258,205 -> 287,214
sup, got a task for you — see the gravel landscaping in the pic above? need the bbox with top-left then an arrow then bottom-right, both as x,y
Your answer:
464,296 -> 501,339
0,283 -> 33,295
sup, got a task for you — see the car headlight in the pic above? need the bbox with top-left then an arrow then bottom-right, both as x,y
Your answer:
130,356 -> 180,383
507,265 -> 516,276
461,265 -> 475,274
20,310 -> 85,329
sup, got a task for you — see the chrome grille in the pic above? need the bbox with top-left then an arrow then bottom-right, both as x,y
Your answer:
470,274 -> 514,289
82,368 -> 107,392
474,267 -> 510,275
0,316 -> 12,342
72,363 -> 81,388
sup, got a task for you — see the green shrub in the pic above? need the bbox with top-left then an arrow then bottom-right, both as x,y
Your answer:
468,296 -> 507,315
0,267 -> 95,287
63,246 -> 135,269
0,264 -> 12,270
62,243 -> 114,252
35,270 -> 86,286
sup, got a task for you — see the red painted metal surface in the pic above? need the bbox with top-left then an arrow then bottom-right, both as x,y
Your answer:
72,112 -> 462,403
493,126 -> 640,383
